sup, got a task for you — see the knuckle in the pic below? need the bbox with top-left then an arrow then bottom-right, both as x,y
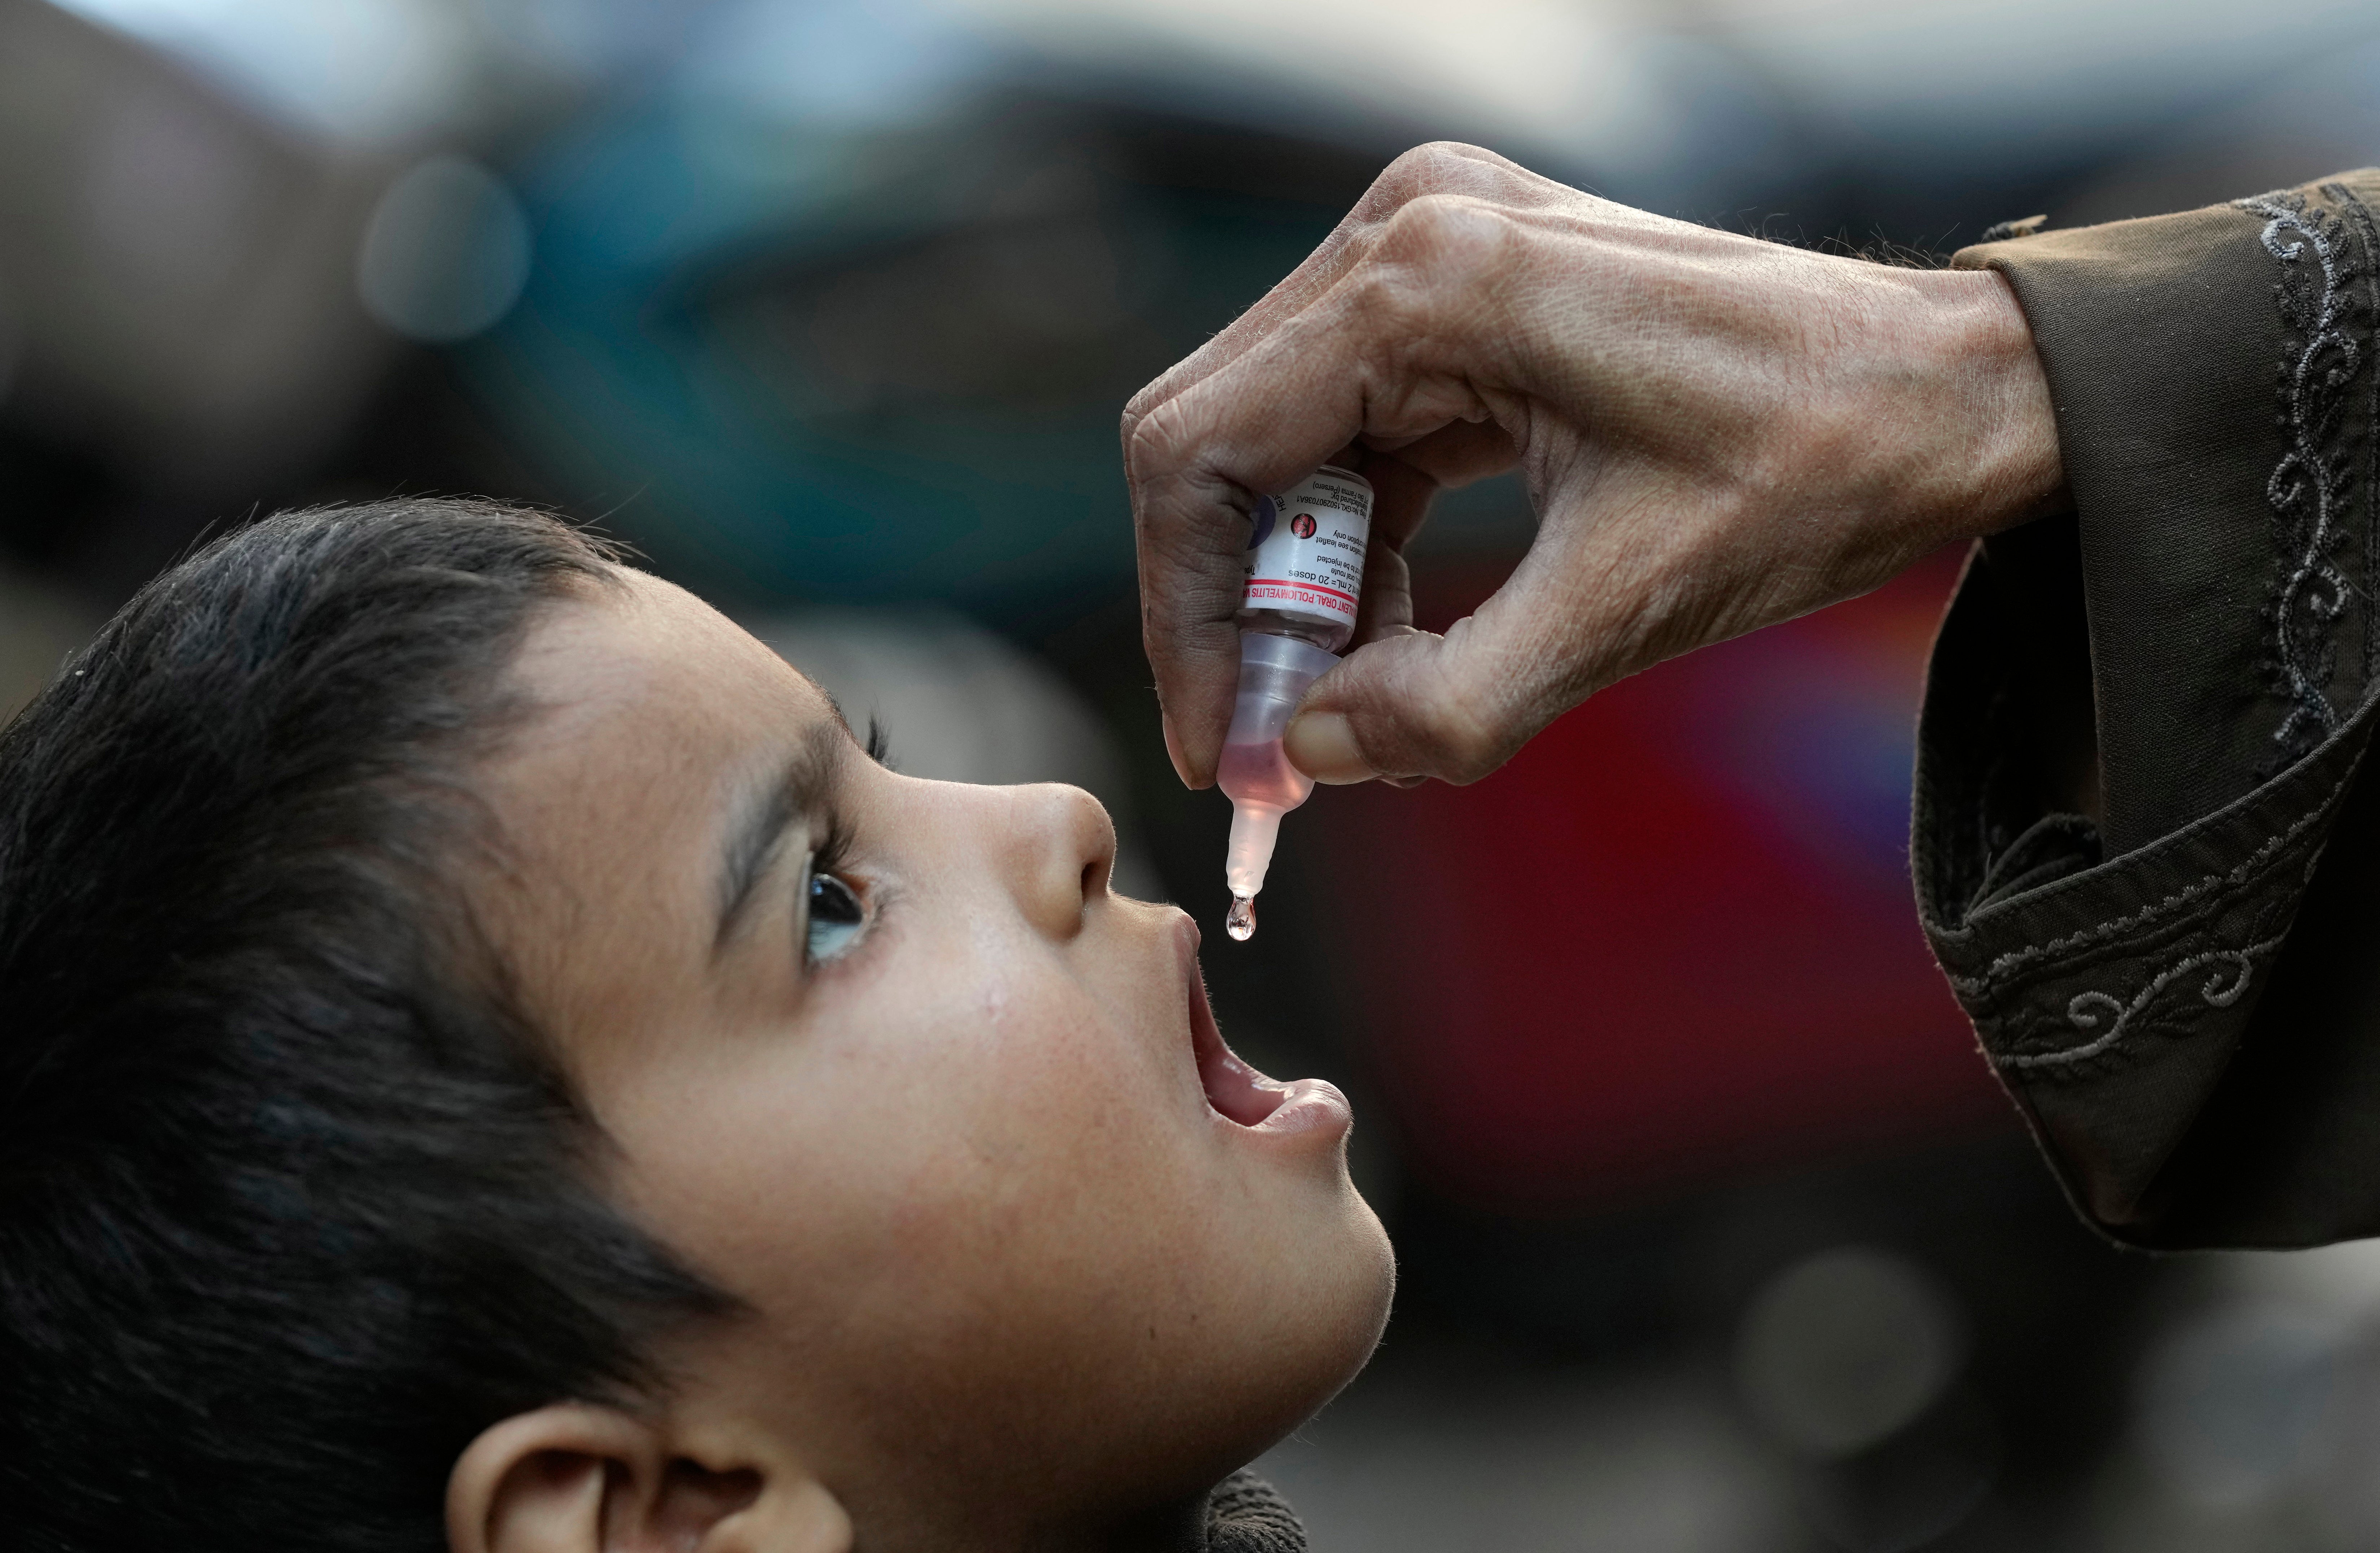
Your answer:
1123,396 -> 1197,495
1372,144 -> 1440,205
1374,141 -> 1493,205
1365,142 -> 1535,226
1344,264 -> 1432,351
1385,668 -> 1512,786
1401,626 -> 1541,784
1123,353 -> 1206,436
1118,405 -> 1146,471
1423,701 -> 1512,785
1377,194 -> 1515,282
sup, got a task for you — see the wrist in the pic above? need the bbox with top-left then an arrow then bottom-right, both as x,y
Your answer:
1913,267 -> 2067,542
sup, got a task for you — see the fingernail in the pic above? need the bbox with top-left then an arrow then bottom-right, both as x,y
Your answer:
1284,712 -> 1376,785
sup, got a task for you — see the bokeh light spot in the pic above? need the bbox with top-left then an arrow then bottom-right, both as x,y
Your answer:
1736,1246 -> 1968,1460
356,155 -> 532,344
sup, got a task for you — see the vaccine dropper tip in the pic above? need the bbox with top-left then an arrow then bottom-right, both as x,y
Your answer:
1226,894 -> 1257,941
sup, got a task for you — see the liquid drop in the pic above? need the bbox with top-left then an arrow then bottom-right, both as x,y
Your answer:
1226,894 -> 1257,941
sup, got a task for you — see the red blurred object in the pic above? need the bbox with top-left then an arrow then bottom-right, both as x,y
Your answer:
1316,549 -> 2013,1211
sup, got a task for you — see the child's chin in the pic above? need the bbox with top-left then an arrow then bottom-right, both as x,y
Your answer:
1249,1209 -> 1397,1442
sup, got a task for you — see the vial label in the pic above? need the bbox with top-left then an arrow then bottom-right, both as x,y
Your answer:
1243,467 -> 1372,626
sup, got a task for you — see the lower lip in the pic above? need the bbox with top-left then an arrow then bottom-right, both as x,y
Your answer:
1240,1076 -> 1354,1137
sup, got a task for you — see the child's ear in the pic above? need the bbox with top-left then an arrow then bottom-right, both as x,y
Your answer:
446,1402 -> 852,1553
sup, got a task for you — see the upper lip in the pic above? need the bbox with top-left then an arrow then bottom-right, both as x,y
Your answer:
1174,913 -> 1286,1127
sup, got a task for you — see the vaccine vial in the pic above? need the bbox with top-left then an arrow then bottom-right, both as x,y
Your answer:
1216,464 -> 1374,939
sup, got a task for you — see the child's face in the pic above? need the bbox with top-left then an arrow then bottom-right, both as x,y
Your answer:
472,570 -> 1392,1537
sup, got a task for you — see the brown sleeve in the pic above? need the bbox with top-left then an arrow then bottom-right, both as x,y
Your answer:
1915,170 -> 2380,1248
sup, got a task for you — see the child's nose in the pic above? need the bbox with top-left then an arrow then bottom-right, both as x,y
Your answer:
1000,783 -> 1117,941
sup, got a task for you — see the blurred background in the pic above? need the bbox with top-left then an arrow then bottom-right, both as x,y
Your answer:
5,0 -> 2380,1545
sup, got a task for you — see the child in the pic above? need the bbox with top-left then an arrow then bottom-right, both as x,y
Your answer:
0,498 -> 1393,1552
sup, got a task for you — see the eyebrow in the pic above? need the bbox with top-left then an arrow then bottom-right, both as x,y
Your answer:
714,720 -> 846,956
814,685 -> 893,766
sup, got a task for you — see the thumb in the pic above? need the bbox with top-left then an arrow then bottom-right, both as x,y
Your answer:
1283,580 -> 1587,787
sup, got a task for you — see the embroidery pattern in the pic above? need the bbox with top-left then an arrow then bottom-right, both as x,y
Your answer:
1996,934 -> 2287,1071
2328,183 -> 2380,692
2236,190 -> 2365,765
1942,766 -> 2354,998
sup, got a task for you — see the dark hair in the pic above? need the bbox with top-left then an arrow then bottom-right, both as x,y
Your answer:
0,499 -> 729,1552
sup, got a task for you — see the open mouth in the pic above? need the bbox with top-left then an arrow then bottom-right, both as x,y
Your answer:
1178,920 -> 1353,1140
1186,964 -> 1289,1127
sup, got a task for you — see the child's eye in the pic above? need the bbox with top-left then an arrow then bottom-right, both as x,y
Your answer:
805,871 -> 865,963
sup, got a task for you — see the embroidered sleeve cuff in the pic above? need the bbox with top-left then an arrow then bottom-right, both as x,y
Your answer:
1915,171 -> 2380,1248
1917,523 -> 2378,1246
1951,171 -> 2380,855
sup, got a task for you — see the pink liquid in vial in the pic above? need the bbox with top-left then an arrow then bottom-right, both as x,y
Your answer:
1215,738 -> 1313,813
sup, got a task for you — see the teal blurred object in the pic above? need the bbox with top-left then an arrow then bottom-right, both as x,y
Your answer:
467,92 -> 1359,621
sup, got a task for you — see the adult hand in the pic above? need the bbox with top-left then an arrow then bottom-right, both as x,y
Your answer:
1123,142 -> 2064,789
